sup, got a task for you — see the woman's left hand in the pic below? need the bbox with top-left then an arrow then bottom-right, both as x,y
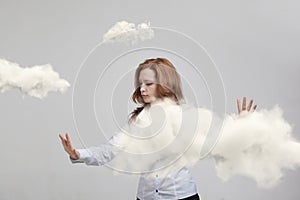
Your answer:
236,96 -> 257,117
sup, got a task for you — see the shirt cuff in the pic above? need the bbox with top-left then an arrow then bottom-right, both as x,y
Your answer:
69,149 -> 92,164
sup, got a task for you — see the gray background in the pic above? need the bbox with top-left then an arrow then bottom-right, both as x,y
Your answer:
0,0 -> 299,199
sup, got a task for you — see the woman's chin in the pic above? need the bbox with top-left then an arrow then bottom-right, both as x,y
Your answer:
143,99 -> 153,104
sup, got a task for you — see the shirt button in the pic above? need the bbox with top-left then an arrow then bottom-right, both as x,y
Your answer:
156,174 -> 158,177
156,189 -> 158,193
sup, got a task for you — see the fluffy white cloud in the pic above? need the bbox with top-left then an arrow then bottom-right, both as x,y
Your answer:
89,98 -> 300,188
102,21 -> 154,45
211,106 -> 300,188
0,58 -> 70,99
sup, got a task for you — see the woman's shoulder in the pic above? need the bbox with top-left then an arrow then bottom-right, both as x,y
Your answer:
151,98 -> 181,113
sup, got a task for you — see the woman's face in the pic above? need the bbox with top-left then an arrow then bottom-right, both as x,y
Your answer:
138,68 -> 158,104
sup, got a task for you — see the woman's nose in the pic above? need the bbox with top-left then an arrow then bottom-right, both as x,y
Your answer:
140,84 -> 146,92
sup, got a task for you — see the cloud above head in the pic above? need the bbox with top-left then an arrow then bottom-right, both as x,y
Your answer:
102,21 -> 154,45
211,106 -> 300,188
0,58 -> 70,99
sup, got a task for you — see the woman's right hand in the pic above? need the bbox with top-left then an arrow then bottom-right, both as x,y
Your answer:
59,133 -> 80,160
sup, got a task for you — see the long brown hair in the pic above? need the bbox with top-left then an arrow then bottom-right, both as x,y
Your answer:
129,58 -> 184,123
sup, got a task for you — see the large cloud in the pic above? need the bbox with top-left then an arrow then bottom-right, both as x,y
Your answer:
211,106 -> 300,188
85,21 -> 300,188
86,99 -> 300,188
0,58 -> 70,99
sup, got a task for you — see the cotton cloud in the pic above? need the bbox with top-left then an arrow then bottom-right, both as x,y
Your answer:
88,98 -> 212,176
0,58 -> 70,99
211,106 -> 300,188
84,98 -> 300,188
102,21 -> 154,45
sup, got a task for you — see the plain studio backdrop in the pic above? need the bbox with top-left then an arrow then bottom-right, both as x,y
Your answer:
0,0 -> 299,200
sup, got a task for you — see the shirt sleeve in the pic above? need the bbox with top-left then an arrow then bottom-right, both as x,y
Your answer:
69,134 -> 124,166
69,149 -> 95,164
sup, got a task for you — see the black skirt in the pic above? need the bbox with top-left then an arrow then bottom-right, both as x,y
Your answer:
136,193 -> 200,200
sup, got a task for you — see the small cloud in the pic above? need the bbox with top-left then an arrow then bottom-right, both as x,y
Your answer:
0,58 -> 70,99
102,21 -> 154,45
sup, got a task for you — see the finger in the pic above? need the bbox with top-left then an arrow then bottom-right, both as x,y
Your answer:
237,98 -> 241,114
247,99 -> 253,111
242,97 -> 247,111
59,134 -> 68,149
59,133 -> 63,140
66,133 -> 70,144
59,133 -> 66,140
59,134 -> 66,143
66,133 -> 73,148
252,104 -> 257,112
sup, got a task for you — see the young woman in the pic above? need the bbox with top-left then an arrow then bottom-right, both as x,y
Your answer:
59,58 -> 256,200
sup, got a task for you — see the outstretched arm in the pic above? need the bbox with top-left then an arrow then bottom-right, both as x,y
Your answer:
59,133 -> 80,160
59,132 -> 125,166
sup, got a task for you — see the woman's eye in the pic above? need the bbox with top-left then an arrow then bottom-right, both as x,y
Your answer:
138,82 -> 153,87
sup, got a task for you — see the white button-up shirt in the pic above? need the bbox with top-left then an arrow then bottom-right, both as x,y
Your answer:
71,98 -> 200,199
72,148 -> 198,199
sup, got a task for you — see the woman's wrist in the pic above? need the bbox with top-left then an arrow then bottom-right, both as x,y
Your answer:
70,150 -> 80,160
